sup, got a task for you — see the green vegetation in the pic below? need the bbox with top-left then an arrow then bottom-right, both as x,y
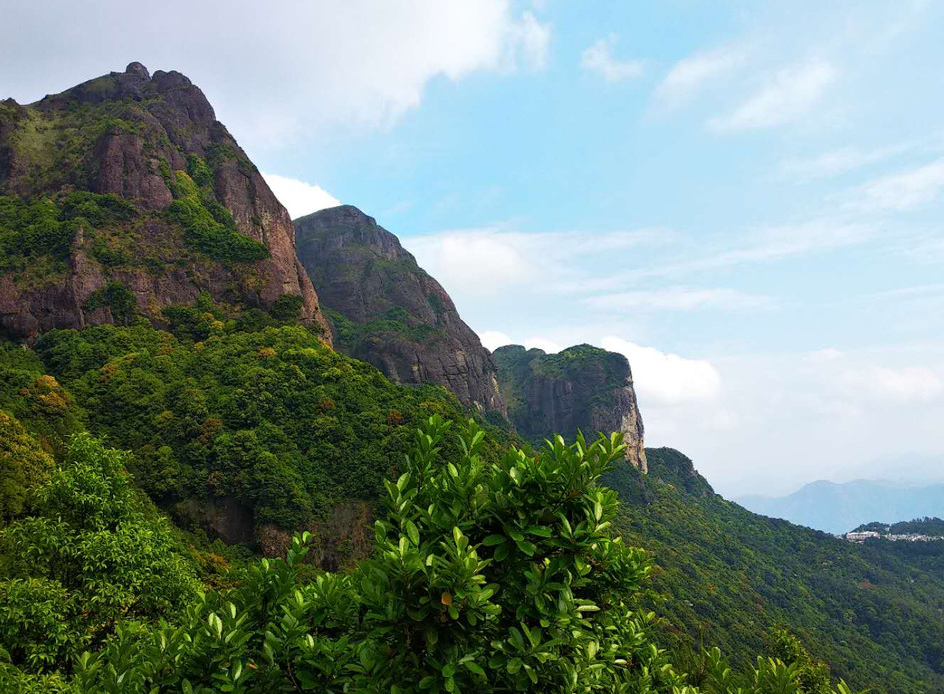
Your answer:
531,344 -> 628,387
0,417 -> 860,693
34,324 -> 469,530
608,449 -> 944,694
328,307 -> 444,355
0,434 -> 200,677
83,282 -> 137,326
0,341 -> 81,454
3,99 -> 153,195
0,412 -> 54,522
493,344 -> 631,445
164,167 -> 269,263
0,192 -> 135,274
853,517 -> 944,535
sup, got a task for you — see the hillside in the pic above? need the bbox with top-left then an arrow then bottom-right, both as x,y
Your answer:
294,205 -> 505,416
0,62 -> 329,340
737,479 -> 944,534
493,343 -> 647,471
611,449 -> 944,693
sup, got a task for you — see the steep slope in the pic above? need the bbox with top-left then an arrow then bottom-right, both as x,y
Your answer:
294,205 -> 505,415
737,479 -> 944,534
493,344 -> 647,471
0,62 -> 329,340
608,448 -> 944,694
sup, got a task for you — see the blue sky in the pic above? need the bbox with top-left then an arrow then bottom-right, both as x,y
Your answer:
4,0 -> 944,496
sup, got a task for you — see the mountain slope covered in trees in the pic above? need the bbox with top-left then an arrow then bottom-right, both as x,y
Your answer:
609,448 -> 944,694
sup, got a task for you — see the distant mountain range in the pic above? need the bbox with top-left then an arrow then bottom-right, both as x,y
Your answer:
737,480 -> 944,534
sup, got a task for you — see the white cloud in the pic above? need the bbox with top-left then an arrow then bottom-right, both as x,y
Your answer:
261,173 -> 340,219
628,218 -> 875,282
778,143 -> 915,181
601,337 -> 722,405
580,34 -> 643,82
479,330 -> 512,351
407,229 -> 535,297
0,0 -> 550,152
709,60 -> 838,131
841,365 -> 944,403
842,159 -> 944,212
405,226 -> 662,298
508,11 -> 551,71
809,348 -> 845,362
477,330 -> 561,353
586,287 -> 772,311
524,337 -> 562,353
654,46 -> 746,107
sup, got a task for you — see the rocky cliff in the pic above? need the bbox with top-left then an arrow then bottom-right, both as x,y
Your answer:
0,62 -> 329,341
493,344 -> 647,471
294,205 -> 505,415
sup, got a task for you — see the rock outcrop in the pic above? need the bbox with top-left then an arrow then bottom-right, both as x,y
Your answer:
0,62 -> 329,341
294,205 -> 505,415
493,344 -> 647,471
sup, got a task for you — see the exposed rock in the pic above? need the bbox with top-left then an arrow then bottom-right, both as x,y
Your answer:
0,62 -> 330,341
173,497 -> 256,546
256,500 -> 374,569
493,344 -> 647,472
294,205 -> 506,415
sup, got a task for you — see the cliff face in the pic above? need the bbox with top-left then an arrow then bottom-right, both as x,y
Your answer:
294,205 -> 505,415
0,62 -> 329,341
493,344 -> 647,471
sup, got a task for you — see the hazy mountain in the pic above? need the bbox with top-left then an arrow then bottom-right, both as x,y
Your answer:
737,479 -> 944,534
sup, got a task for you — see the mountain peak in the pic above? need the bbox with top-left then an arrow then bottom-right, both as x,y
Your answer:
493,342 -> 647,471
297,204 -> 377,227
0,64 -> 329,340
125,61 -> 151,80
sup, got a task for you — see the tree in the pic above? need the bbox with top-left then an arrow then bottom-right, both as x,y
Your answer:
0,435 -> 200,675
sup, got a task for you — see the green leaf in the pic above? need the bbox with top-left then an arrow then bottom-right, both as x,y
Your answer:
482,534 -> 507,546
464,661 -> 486,676
406,519 -> 420,546
516,540 -> 537,557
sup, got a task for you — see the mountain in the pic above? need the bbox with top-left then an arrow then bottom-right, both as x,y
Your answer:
294,205 -> 505,415
609,449 -> 944,694
493,343 -> 647,471
737,479 -> 944,534
0,62 -> 329,340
